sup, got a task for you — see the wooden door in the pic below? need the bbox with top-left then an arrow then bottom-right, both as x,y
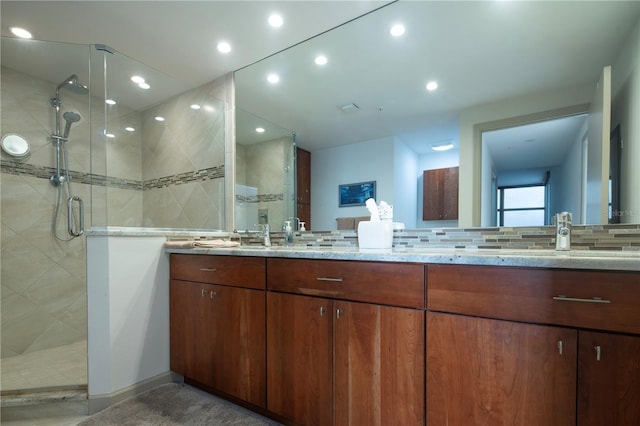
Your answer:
427,312 -> 576,426
578,331 -> 640,426
208,285 -> 266,408
334,301 -> 424,426
169,280 -> 212,381
267,292 -> 333,425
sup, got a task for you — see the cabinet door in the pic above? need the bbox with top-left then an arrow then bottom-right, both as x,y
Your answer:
267,292 -> 333,425
296,147 -> 311,204
427,312 -> 576,426
578,331 -> 640,426
208,285 -> 266,408
422,167 -> 459,220
334,301 -> 425,426
169,279 -> 212,381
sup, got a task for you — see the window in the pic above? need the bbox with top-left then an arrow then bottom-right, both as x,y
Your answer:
497,185 -> 547,227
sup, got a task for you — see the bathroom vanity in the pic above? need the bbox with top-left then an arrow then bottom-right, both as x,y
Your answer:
166,248 -> 640,425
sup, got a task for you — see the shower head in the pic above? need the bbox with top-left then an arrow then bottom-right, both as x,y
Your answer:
56,74 -> 89,95
62,111 -> 81,139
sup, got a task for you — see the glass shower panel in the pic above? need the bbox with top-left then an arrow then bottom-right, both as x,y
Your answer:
92,47 -> 227,229
1,37 -> 91,391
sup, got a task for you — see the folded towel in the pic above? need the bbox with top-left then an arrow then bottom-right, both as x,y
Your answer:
193,240 -> 240,248
164,240 -> 197,248
164,239 -> 240,249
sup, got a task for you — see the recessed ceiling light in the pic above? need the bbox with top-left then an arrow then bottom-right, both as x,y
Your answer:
390,24 -> 405,37
131,75 -> 145,84
267,73 -> 280,84
190,104 -> 201,110
10,27 -> 32,39
431,141 -> 454,151
315,55 -> 328,66
125,127 -> 135,132
217,41 -> 231,54
256,127 -> 266,133
426,81 -> 438,91
154,116 -> 165,122
105,133 -> 115,138
138,82 -> 151,90
105,99 -> 116,105
268,14 -> 283,28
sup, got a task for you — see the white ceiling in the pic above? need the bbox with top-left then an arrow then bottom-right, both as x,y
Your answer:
2,1 -> 640,165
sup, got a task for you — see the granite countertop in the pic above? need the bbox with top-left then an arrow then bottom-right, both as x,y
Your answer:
165,245 -> 640,272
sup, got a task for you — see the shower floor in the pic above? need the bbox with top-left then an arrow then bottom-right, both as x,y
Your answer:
1,341 -> 87,392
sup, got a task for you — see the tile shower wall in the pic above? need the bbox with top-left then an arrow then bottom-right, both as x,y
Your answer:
1,66 -> 89,357
141,79 -> 226,229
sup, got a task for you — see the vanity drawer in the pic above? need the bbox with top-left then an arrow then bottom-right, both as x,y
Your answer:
170,254 -> 265,289
427,264 -> 640,334
267,258 -> 425,308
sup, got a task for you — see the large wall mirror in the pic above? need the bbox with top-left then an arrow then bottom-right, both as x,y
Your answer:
234,1 -> 640,230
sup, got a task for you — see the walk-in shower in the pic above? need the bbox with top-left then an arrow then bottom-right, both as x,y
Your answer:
50,74 -> 88,239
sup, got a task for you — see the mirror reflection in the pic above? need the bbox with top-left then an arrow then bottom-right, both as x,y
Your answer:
234,1 -> 640,229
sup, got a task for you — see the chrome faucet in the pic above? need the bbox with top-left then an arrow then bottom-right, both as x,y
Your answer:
554,212 -> 572,251
259,224 -> 271,247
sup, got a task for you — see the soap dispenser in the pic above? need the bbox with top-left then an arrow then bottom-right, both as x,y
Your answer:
284,220 -> 293,245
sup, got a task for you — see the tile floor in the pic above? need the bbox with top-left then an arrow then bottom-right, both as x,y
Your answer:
1,341 -> 88,425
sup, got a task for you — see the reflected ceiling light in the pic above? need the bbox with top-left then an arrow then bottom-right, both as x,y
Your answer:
131,75 -> 145,84
138,82 -> 151,89
431,141 -> 454,151
315,55 -> 328,65
10,27 -> 32,39
256,127 -> 266,133
105,133 -> 115,138
105,99 -> 116,105
390,24 -> 405,37
268,14 -> 283,28
190,104 -> 201,110
217,41 -> 232,53
267,73 -> 280,84
426,81 -> 438,91
125,127 -> 135,132
154,116 -> 165,122
203,105 -> 215,112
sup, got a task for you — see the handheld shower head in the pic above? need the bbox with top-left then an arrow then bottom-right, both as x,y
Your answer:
62,111 -> 81,139
56,74 -> 89,95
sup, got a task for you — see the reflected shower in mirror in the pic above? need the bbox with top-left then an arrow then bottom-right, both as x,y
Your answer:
235,108 -> 295,232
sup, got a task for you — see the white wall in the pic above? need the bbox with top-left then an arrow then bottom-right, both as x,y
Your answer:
612,15 -> 640,224
393,140 -> 418,228
553,120 -> 588,223
311,137 -> 395,230
87,235 -> 170,410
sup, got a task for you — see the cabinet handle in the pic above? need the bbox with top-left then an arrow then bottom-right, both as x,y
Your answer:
316,277 -> 343,283
553,295 -> 611,304
210,291 -> 217,298
320,306 -> 326,316
336,308 -> 343,319
201,288 -> 206,297
557,340 -> 563,355
199,267 -> 217,272
594,345 -> 601,361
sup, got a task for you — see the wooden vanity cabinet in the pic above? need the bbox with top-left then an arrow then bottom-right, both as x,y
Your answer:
266,258 -> 426,425
426,264 -> 640,426
169,254 -> 266,408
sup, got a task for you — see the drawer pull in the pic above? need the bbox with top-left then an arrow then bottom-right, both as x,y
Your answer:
199,267 -> 217,272
316,277 -> 343,283
553,295 -> 611,304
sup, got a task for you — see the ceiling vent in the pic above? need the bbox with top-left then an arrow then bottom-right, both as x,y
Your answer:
339,103 -> 360,113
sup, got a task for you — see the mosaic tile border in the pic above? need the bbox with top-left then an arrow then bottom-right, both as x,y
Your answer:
0,160 -> 223,191
236,193 -> 285,203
